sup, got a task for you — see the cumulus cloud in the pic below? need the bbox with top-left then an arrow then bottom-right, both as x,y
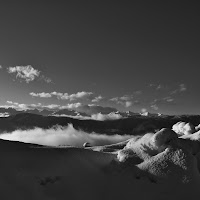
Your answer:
91,95 -> 103,103
58,91 -> 93,101
91,112 -> 123,121
0,65 -> 2,69
6,101 -> 28,110
0,124 -> 132,147
110,96 -> 133,108
61,103 -> 82,109
6,101 -> 61,111
6,101 -> 82,111
30,92 -> 52,98
7,65 -> 52,83
68,91 -> 93,101
7,65 -> 40,83
30,91 -> 93,101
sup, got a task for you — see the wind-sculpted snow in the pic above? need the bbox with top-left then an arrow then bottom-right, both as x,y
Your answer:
172,121 -> 195,135
115,128 -> 200,198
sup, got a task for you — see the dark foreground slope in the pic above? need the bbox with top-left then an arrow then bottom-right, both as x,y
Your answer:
1,127 -> 200,200
0,113 -> 200,135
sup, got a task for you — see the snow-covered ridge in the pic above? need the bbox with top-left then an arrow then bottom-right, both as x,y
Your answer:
0,107 -> 163,119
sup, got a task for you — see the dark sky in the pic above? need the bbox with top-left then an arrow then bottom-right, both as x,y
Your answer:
0,1 -> 200,115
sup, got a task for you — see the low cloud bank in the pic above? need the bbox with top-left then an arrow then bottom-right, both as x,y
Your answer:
91,112 -> 123,121
0,124 -> 132,147
53,112 -> 124,121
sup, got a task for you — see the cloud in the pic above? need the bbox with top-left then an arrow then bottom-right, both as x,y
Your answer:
0,112 -> 9,117
0,65 -> 2,69
30,91 -> 94,101
6,101 -> 61,111
91,112 -> 123,121
91,95 -> 103,102
51,92 -> 65,98
133,90 -> 143,95
110,96 -> 133,108
75,105 -> 118,115
6,101 -> 82,111
7,65 -> 52,83
58,91 -> 93,101
42,104 -> 61,109
125,101 -> 132,107
30,92 -> 52,98
120,95 -> 132,101
40,75 -> 52,83
110,97 -> 119,102
7,65 -> 40,83
140,108 -> 148,115
148,83 -> 187,94
0,124 -> 132,147
162,96 -> 174,102
6,101 -> 28,110
68,91 -> 93,101
4,101 -> 118,116
179,84 -> 187,92
148,83 -> 167,90
156,84 -> 169,90
60,103 -> 82,109
170,84 -> 187,95
150,96 -> 176,110
151,104 -> 159,110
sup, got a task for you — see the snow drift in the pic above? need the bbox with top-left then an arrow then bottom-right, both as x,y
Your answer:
172,121 -> 195,135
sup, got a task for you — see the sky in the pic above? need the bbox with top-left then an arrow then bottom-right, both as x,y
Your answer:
0,1 -> 200,115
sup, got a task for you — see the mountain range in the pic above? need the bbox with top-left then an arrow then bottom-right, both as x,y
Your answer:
0,107 -> 162,118
0,108 -> 200,136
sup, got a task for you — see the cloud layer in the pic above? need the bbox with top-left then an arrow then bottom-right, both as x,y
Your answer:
0,124 -> 132,147
91,112 -> 123,121
30,91 -> 93,101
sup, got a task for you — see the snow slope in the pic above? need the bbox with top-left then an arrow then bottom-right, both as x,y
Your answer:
1,127 -> 200,200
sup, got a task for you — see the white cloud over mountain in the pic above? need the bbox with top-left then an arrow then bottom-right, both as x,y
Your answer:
6,101 -> 29,110
91,112 -> 123,121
